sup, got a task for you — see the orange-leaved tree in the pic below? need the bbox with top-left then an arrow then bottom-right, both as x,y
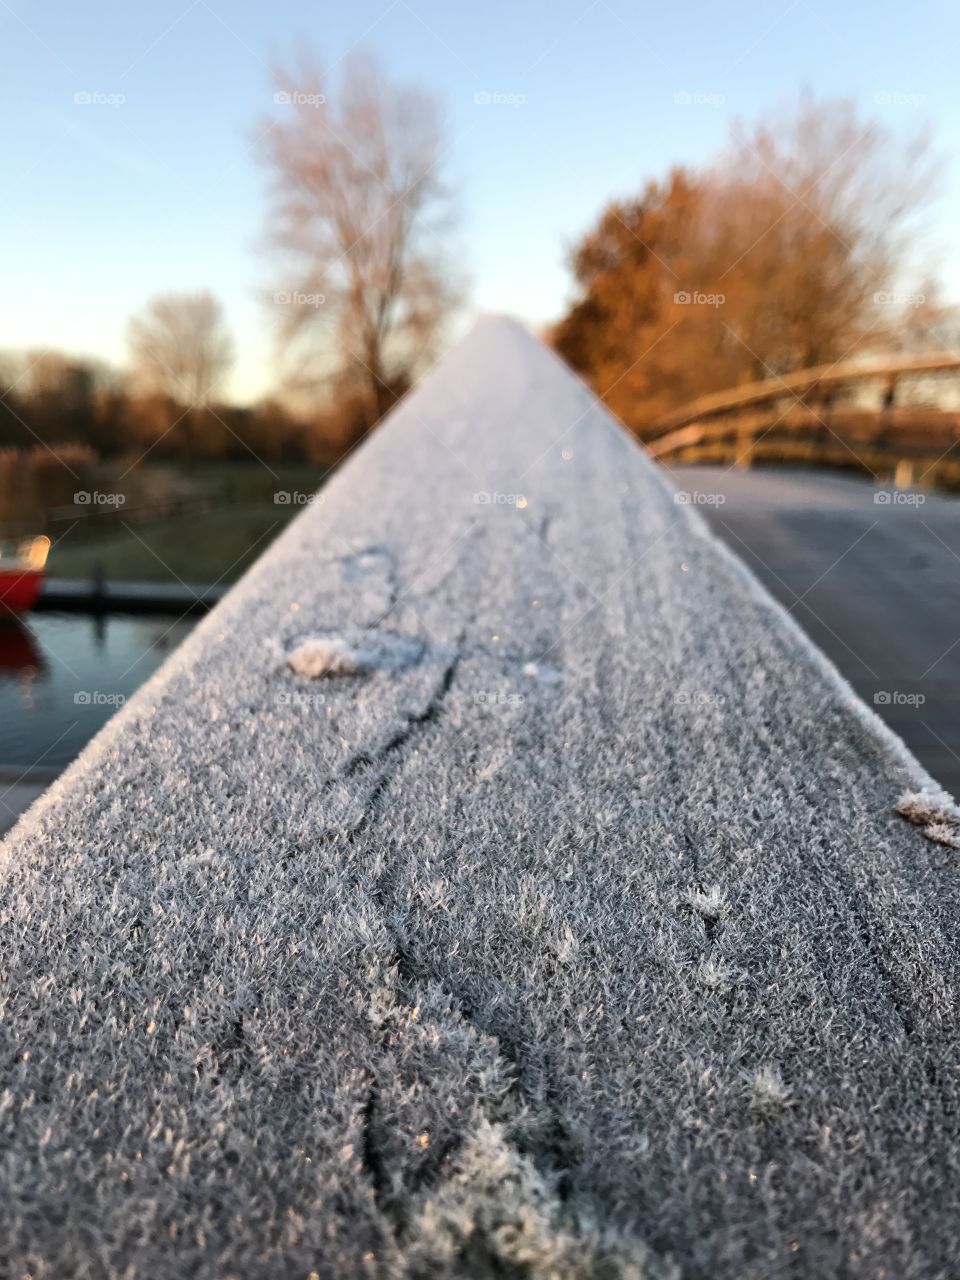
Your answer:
554,95 -> 941,437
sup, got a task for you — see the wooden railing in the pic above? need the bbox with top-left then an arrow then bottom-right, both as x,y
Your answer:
645,354 -> 960,486
1,318 -> 956,1277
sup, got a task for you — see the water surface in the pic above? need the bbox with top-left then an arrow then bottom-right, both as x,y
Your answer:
0,611 -> 197,768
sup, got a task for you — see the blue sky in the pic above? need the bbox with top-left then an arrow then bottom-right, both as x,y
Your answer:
3,0 -> 959,400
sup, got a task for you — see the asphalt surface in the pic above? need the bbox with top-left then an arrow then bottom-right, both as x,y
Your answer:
0,781 -> 48,837
667,464 -> 960,795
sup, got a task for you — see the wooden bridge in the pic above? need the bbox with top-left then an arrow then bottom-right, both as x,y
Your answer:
645,353 -> 960,486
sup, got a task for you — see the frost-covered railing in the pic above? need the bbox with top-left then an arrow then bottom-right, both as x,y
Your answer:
2,318 -> 959,1279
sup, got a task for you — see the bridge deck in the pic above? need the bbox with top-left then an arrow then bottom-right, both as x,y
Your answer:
668,463 -> 960,795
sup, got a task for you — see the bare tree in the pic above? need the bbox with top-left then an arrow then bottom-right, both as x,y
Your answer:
703,93 -> 941,374
128,292 -> 234,457
259,50 -> 459,427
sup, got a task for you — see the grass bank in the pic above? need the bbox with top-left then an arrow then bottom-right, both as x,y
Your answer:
44,463 -> 329,585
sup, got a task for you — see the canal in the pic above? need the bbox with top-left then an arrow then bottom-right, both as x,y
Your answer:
0,610 -> 198,769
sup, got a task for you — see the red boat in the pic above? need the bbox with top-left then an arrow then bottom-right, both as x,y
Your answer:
0,536 -> 51,614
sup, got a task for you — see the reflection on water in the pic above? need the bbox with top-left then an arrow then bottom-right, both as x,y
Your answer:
0,611 -> 197,768
0,625 -> 44,675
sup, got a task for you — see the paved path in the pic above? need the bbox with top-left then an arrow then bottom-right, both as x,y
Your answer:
0,781 -> 48,837
668,464 -> 960,792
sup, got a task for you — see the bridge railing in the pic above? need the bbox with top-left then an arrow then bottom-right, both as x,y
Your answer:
0,318 -> 957,1278
645,354 -> 960,486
